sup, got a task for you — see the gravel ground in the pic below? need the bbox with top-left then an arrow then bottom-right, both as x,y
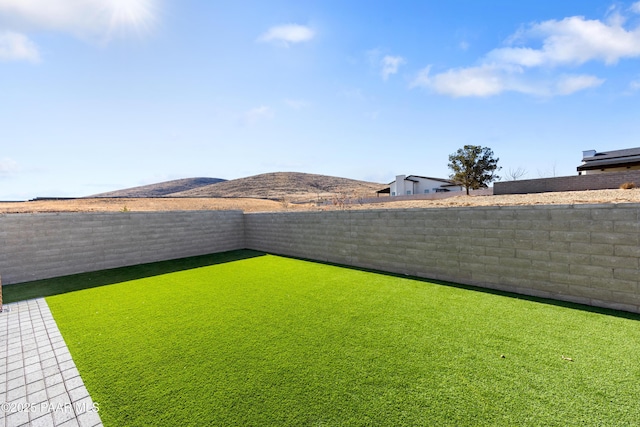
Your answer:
347,188 -> 640,210
0,197 -> 290,213
1,189 -> 639,214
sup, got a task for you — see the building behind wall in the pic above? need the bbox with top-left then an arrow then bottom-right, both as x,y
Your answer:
578,147 -> 640,175
495,146 -> 640,195
388,175 -> 463,196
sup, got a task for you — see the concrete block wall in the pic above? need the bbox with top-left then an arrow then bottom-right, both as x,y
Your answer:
1,205 -> 639,313
494,170 -> 640,194
246,204 -> 640,313
0,210 -> 244,284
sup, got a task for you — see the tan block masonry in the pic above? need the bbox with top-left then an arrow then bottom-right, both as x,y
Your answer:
0,205 -> 638,313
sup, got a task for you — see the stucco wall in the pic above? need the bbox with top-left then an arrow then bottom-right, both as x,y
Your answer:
0,210 -> 244,284
494,170 -> 640,194
246,205 -> 640,313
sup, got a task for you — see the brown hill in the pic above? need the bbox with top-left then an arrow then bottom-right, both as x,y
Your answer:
91,177 -> 226,198
170,172 -> 387,202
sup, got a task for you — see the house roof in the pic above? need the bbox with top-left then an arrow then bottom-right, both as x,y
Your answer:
405,175 -> 456,184
578,147 -> 640,171
582,147 -> 640,161
385,175 -> 458,186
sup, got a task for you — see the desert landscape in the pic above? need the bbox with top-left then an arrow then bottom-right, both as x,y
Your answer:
2,188 -> 639,214
3,171 -> 639,214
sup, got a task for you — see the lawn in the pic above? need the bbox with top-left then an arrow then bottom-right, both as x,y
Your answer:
11,250 -> 640,426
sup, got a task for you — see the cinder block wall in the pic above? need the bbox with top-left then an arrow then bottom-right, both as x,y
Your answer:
494,170 -> 640,194
246,205 -> 640,313
2,206 -> 639,313
0,210 -> 244,284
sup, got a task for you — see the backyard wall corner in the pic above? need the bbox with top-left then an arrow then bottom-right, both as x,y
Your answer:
2,204 -> 640,314
245,204 -> 640,313
0,210 -> 245,284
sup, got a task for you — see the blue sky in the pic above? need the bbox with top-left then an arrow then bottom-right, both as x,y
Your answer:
2,0 -> 640,199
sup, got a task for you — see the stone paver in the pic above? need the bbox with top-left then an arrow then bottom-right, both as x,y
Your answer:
0,299 -> 102,427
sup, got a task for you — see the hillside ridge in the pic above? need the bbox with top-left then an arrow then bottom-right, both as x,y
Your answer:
170,172 -> 386,202
91,177 -> 226,198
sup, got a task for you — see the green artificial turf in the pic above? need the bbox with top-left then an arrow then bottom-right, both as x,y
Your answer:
2,249 -> 264,304
39,251 -> 640,426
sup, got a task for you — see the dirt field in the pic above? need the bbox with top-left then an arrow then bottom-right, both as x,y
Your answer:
1,189 -> 639,214
356,188 -> 640,209
0,198 -> 293,214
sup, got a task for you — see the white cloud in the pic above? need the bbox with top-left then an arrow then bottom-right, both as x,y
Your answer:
629,79 -> 640,90
413,9 -> 640,98
366,49 -> 406,80
412,65 -> 505,97
631,2 -> 640,14
381,55 -> 406,80
257,24 -> 314,46
0,31 -> 39,62
489,16 -> 640,67
0,0 -> 158,42
412,64 -> 603,98
243,106 -> 275,125
554,74 -> 604,95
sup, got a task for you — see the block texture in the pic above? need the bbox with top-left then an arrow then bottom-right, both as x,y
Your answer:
0,211 -> 245,284
1,205 -> 639,313
246,204 -> 640,313
494,170 -> 640,194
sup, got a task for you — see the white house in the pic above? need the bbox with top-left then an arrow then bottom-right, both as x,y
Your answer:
577,147 -> 640,175
386,175 -> 463,196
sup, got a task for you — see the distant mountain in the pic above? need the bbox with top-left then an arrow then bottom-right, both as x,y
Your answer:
170,172 -> 386,202
91,177 -> 226,198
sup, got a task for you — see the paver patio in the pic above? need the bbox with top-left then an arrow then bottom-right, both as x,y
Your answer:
0,298 -> 102,427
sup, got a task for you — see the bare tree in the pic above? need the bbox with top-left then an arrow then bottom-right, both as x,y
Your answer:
279,197 -> 290,210
332,192 -> 348,209
537,163 -> 558,178
505,167 -> 528,181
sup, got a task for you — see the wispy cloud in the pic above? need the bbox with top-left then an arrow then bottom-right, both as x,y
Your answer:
339,88 -> 366,101
257,24 -> 314,46
0,157 -> 19,176
412,65 -> 604,97
412,8 -> 640,97
243,106 -> 275,126
381,55 -> 406,80
412,65 -> 506,97
367,49 -> 405,80
554,74 -> 605,95
284,99 -> 309,109
631,1 -> 640,14
630,79 -> 640,91
0,31 -> 39,62
364,110 -> 380,120
0,0 -> 159,61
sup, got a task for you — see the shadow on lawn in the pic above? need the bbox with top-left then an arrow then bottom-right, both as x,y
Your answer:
3,249 -> 266,304
283,255 -> 640,322
5,248 -> 639,322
